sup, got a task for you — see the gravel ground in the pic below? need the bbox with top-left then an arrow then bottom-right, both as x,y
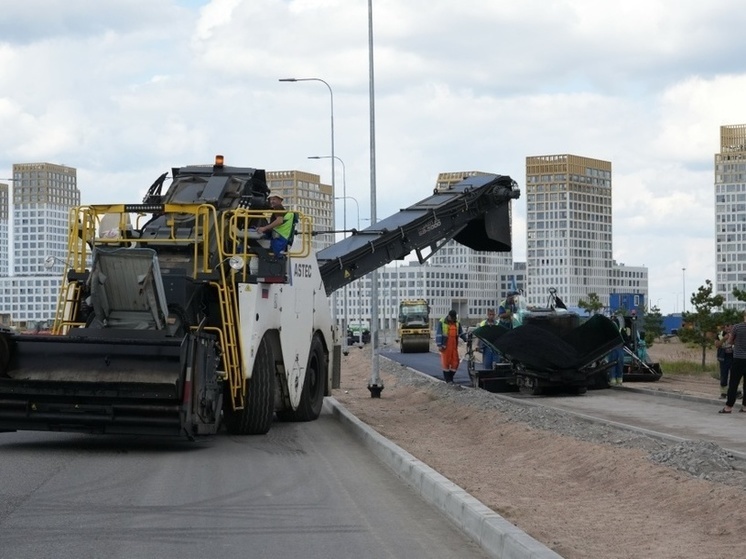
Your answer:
334,340 -> 746,558
375,356 -> 746,488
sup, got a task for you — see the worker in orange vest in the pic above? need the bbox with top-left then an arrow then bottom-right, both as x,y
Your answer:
435,310 -> 467,383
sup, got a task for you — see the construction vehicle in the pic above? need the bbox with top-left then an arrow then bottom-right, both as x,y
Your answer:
398,299 -> 431,353
347,321 -> 371,346
615,314 -> 663,382
0,158 -> 520,438
469,290 -> 624,394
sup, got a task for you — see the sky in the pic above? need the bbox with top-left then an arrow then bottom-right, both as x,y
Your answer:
1,0 -> 745,315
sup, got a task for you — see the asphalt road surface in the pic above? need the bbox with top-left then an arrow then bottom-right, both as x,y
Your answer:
382,346 -> 473,386
0,410 -> 488,559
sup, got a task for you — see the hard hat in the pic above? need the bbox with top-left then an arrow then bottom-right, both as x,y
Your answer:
268,191 -> 284,201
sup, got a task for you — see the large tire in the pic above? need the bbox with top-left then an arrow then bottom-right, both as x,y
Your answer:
277,335 -> 327,422
224,335 -> 276,435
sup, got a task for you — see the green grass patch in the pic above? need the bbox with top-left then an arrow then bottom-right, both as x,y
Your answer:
658,359 -> 718,379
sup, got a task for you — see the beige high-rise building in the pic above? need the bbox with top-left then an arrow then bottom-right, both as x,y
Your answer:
715,123 -> 746,308
525,154 -> 614,308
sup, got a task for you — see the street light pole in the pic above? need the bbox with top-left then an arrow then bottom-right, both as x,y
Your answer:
279,78 -> 335,234
279,76 -> 338,337
310,155 -> 348,354
334,195 -> 360,232
334,194 -> 361,351
367,0 -> 382,398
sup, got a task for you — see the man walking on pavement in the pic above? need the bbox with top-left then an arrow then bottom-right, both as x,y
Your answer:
720,312 -> 746,413
435,310 -> 467,383
715,324 -> 740,399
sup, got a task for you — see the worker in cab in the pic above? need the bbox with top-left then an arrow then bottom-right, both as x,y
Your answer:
257,192 -> 295,258
435,310 -> 467,383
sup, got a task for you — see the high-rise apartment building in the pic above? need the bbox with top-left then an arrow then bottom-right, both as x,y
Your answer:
12,162 -> 79,275
715,123 -> 746,308
525,154 -> 615,307
0,162 -> 79,327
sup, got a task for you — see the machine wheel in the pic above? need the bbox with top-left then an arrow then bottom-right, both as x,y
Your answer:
400,336 -> 429,353
277,335 -> 327,422
224,335 -> 276,435
518,375 -> 543,396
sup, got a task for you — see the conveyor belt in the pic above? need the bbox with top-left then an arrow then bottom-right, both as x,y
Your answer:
316,174 -> 519,295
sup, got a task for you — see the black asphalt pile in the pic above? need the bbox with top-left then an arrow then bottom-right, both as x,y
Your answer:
473,314 -> 622,371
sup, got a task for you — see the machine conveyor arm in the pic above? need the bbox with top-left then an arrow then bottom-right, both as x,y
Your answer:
315,173 -> 519,296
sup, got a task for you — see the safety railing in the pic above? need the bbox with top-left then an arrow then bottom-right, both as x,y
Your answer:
51,203 -> 311,406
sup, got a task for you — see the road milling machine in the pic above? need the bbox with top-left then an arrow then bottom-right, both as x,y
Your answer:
0,157 -> 520,439
397,299 -> 431,353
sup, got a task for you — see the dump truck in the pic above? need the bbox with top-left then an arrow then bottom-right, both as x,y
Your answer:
0,158 -> 520,438
398,299 -> 431,353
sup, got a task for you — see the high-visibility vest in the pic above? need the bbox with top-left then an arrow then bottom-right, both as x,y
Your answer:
273,212 -> 295,240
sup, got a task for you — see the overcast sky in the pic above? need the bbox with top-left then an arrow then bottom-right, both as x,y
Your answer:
1,0 -> 745,314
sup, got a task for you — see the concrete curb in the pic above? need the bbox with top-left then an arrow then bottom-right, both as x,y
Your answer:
619,384 -> 722,406
326,397 -> 563,559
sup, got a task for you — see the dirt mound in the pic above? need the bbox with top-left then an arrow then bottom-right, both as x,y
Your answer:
333,341 -> 743,559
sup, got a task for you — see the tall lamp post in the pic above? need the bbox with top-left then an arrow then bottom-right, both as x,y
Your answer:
367,0 -> 382,398
335,194 -> 361,349
279,77 -> 335,232
310,155 -> 348,353
279,76 -> 338,333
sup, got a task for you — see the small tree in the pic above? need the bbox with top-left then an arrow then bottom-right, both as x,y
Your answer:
732,286 -> 746,304
577,292 -> 604,315
677,280 -> 724,369
642,305 -> 664,346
